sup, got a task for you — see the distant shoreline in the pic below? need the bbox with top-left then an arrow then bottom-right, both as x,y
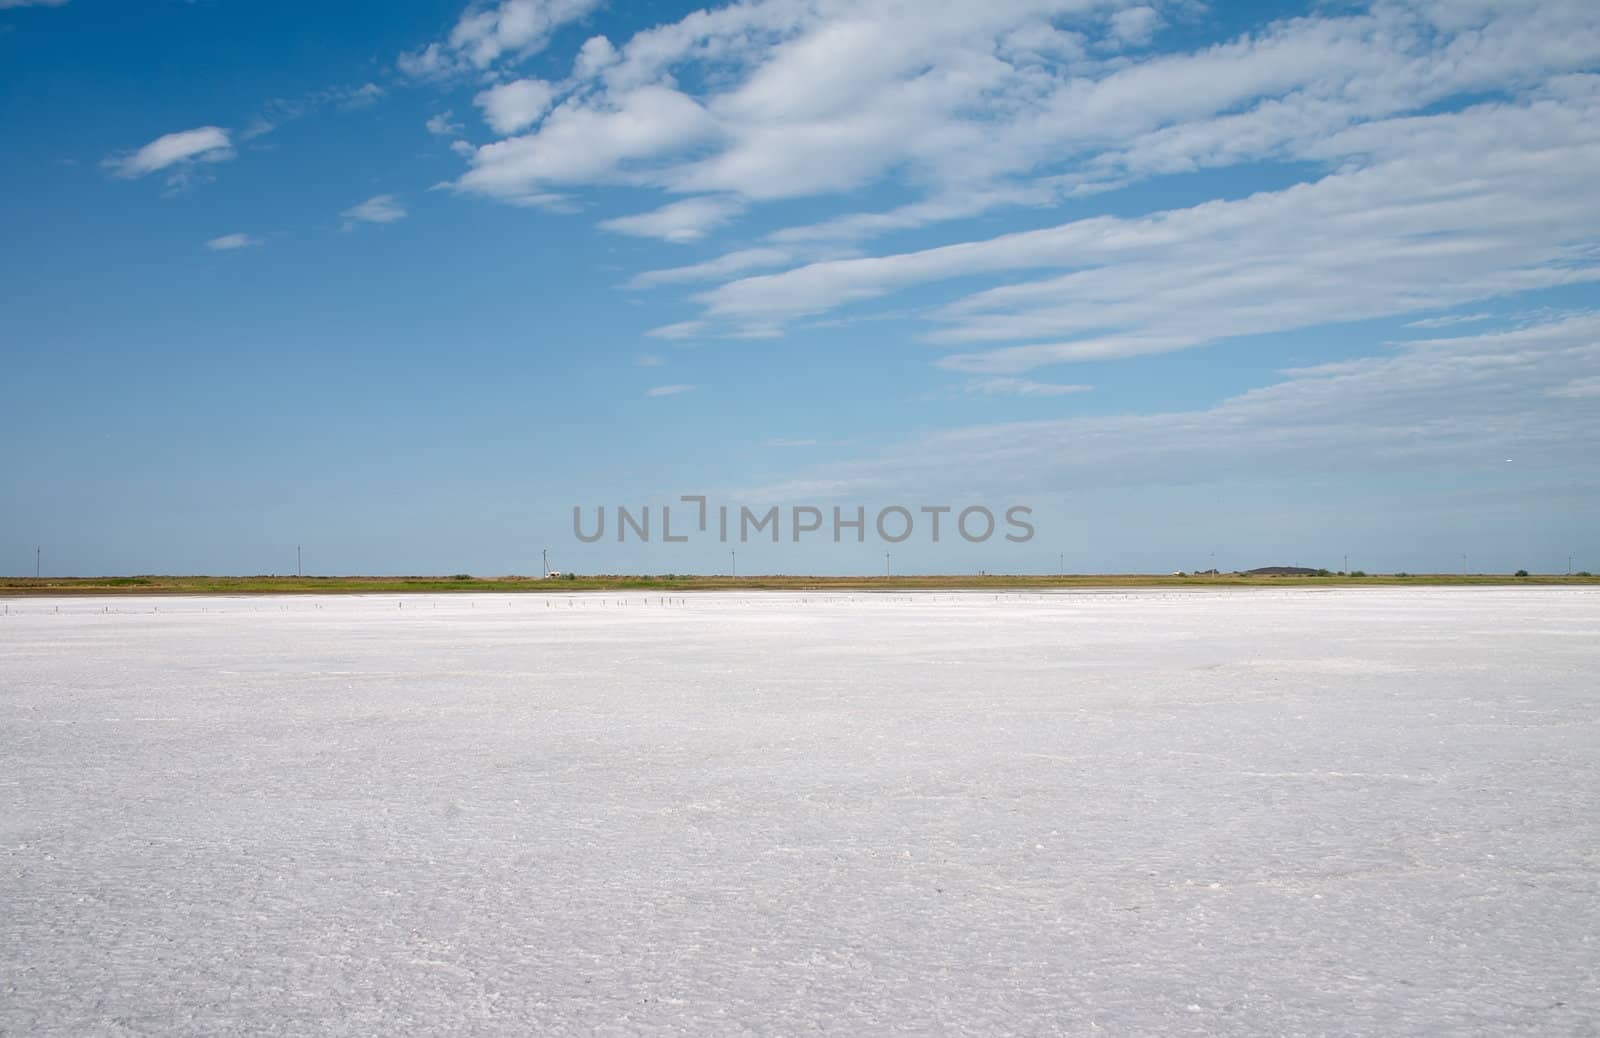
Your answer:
3,573 -> 1595,597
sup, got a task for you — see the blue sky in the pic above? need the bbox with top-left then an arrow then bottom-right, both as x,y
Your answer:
2,0 -> 1597,576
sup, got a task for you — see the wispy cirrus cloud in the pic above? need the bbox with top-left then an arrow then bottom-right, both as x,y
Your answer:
426,111 -> 464,137
104,126 -> 233,182
646,383 -> 695,397
600,196 -> 744,243
412,0 -> 1600,391
241,82 -> 391,142
646,321 -> 705,340
627,247 -> 797,289
748,313 -> 1600,501
206,233 -> 261,251
965,377 -> 1092,397
340,194 -> 407,230
696,89 -> 1600,371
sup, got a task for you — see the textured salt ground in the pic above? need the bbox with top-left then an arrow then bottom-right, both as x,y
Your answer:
1,588 -> 1597,1035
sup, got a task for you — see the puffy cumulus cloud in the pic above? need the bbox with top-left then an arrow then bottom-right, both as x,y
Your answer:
572,34 -> 617,78
449,0 -> 1124,205
104,126 -> 233,180
400,0 -> 600,78
455,86 -> 720,203
1106,5 -> 1160,46
445,0 -> 1600,226
474,78 -> 557,135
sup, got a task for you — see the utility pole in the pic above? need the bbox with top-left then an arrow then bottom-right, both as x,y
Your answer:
885,552 -> 891,577
297,545 -> 302,578
1569,555 -> 1574,576
731,550 -> 736,577
36,545 -> 41,579
1461,553 -> 1468,576
542,547 -> 549,577
1343,553 -> 1348,575
1059,552 -> 1064,576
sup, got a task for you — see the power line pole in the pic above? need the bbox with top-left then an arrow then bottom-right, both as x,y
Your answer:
730,550 -> 736,578
1569,555 -> 1574,575
297,545 -> 302,578
1343,553 -> 1348,574
1059,552 -> 1064,576
1461,553 -> 1468,576
36,545 -> 41,579
542,547 -> 549,576
885,551 -> 891,577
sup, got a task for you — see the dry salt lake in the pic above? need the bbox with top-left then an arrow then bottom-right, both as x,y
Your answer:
3,587 -> 1597,1035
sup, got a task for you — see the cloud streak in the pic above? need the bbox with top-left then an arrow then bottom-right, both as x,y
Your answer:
105,126 -> 233,180
745,313 -> 1600,500
341,194 -> 407,230
206,233 -> 261,251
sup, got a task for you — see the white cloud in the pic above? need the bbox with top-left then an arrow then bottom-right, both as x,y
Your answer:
342,82 -> 385,109
419,0 -> 1600,402
475,78 -> 557,135
745,313 -> 1600,499
1406,313 -> 1494,329
206,233 -> 260,251
1106,6 -> 1160,47
446,0 -> 1600,240
105,126 -> 233,179
693,90 -> 1600,370
646,383 -> 695,397
239,83 -> 386,141
341,194 -> 407,229
628,247 -> 795,288
400,0 -> 600,78
0,0 -> 69,7
1548,376 -> 1600,398
455,85 -> 720,204
450,0 -> 1137,205
646,321 -> 705,340
426,111 -> 464,137
573,34 -> 617,78
599,196 -> 744,243
965,377 -> 1092,397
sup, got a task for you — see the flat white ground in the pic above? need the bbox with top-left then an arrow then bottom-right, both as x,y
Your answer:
2,588 -> 1597,1035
